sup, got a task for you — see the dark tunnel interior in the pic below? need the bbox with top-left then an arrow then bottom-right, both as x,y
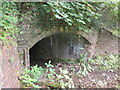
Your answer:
29,32 -> 90,67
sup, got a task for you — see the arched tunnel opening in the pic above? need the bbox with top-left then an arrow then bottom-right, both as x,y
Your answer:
29,32 -> 91,67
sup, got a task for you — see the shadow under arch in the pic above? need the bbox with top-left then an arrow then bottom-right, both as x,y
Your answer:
26,28 -> 95,50
23,27 -> 98,68
29,31 -> 91,67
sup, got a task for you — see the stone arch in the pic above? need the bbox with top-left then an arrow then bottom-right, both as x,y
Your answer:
26,28 -> 97,50
26,30 -> 59,49
20,27 -> 98,68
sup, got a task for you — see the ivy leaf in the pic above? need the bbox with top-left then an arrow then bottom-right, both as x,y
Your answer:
77,19 -> 86,24
55,14 -> 62,19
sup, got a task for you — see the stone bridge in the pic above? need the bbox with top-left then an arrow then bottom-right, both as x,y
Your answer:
17,4 -> 118,68
0,3 -> 119,88
17,24 -> 98,68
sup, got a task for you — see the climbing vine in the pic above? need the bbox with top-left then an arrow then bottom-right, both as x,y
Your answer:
21,2 -> 118,33
0,1 -> 119,41
46,2 -> 101,32
26,2 -> 102,32
0,2 -> 19,41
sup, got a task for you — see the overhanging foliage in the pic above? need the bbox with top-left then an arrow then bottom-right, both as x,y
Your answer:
0,1 -> 119,41
22,2 -> 118,32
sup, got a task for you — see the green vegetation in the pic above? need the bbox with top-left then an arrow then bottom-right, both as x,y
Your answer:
0,2 -> 19,41
0,2 -> 119,41
8,56 -> 15,63
26,2 -> 118,32
109,29 -> 120,38
20,65 -> 44,88
20,61 -> 75,88
45,60 -> 75,88
20,54 -> 119,88
1,1 -> 119,89
92,54 -> 119,71
1,1 -> 119,88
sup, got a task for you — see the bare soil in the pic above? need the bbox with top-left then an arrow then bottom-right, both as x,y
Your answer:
73,70 -> 119,88
38,63 -> 120,88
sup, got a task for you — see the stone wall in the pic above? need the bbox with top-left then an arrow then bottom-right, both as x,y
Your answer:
95,30 -> 119,55
0,3 -> 119,88
17,25 -> 98,68
17,8 -> 98,68
0,37 -> 20,88
17,3 -> 118,68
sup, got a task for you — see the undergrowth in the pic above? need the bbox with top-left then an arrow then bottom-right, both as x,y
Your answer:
20,54 -> 119,88
92,54 -> 119,71
20,65 -> 44,88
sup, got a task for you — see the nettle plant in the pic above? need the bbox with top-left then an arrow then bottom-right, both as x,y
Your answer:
45,61 -> 74,88
45,60 -> 75,88
20,54 -> 119,88
20,65 -> 44,88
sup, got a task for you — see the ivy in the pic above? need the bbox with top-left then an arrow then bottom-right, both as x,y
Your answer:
25,2 -> 118,32
44,2 -> 103,32
0,2 -> 118,41
46,2 -> 119,32
0,2 -> 19,41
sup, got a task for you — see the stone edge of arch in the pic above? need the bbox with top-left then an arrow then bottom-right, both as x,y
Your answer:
26,27 -> 98,49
